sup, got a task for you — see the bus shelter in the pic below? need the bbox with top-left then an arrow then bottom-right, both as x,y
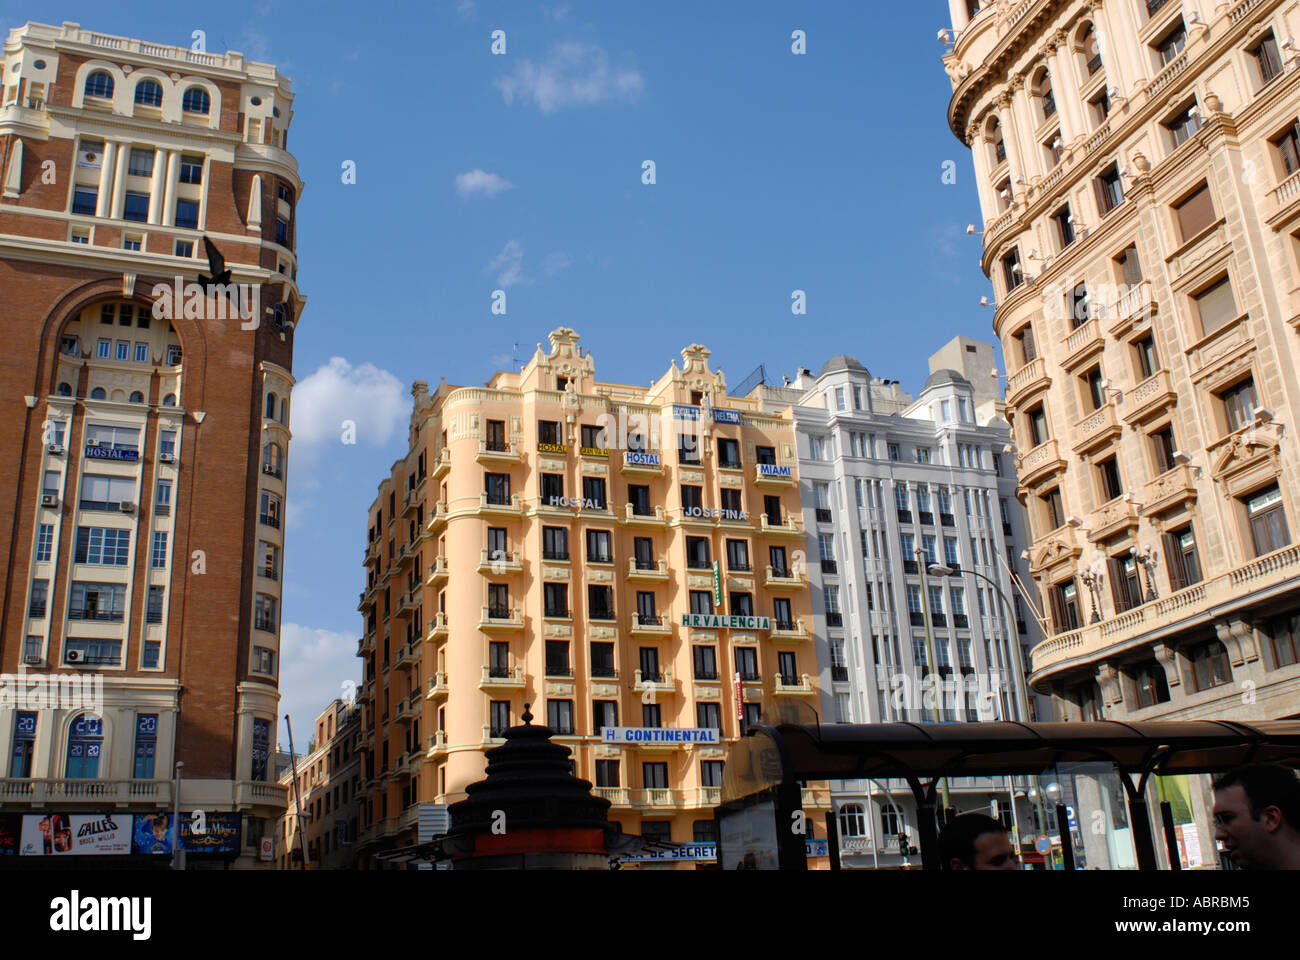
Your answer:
717,720 -> 1300,871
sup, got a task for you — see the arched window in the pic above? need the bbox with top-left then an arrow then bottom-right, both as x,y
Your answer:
66,713 -> 104,778
182,87 -> 210,114
84,72 -> 114,100
134,79 -> 163,106
1081,26 -> 1102,76
838,803 -> 867,838
280,398 -> 289,425
262,442 -> 282,477
57,382 -> 73,397
988,118 -> 1006,167
90,387 -> 106,400
880,802 -> 906,841
129,391 -> 145,404
163,393 -> 177,407
1034,70 -> 1057,122
265,393 -> 277,420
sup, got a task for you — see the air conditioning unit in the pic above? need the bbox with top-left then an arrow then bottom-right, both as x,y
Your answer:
24,654 -> 43,665
47,444 -> 64,455
66,650 -> 84,663
118,501 -> 136,514
159,453 -> 176,464
40,494 -> 58,507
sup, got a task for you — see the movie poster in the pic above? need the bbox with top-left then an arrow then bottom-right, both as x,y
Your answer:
133,812 -> 242,855
132,813 -> 175,855
20,814 -> 130,855
0,815 -> 19,856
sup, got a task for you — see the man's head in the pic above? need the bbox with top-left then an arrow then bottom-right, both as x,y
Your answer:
939,813 -> 1019,870
1212,764 -> 1300,870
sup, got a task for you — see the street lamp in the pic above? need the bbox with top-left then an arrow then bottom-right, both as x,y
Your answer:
171,760 -> 185,871
927,561 -> 1057,869
915,549 -> 950,815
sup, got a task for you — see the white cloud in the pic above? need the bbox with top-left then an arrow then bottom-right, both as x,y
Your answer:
457,0 -> 478,20
278,623 -> 360,750
455,169 -> 515,199
289,357 -> 408,468
542,3 -> 571,20
488,240 -> 531,288
494,42 -> 644,114
541,251 -> 573,276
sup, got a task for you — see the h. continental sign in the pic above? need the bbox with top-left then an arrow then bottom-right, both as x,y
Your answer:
680,614 -> 772,631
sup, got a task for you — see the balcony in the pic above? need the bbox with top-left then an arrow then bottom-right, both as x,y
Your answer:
1071,403 -> 1121,455
621,451 -> 663,475
393,644 -> 417,672
479,664 -> 526,689
393,699 -> 415,725
624,503 -> 667,526
774,673 -> 814,695
632,788 -> 678,809
479,492 -> 523,517
1142,463 -> 1197,516
426,555 -> 449,586
0,777 -> 174,806
480,606 -> 524,630
754,463 -> 795,487
771,619 -> 811,642
425,501 -> 449,532
1123,369 -> 1176,426
1086,497 -> 1141,541
1005,357 -> 1050,407
1017,438 -> 1065,487
831,665 -> 849,682
1059,319 -> 1104,370
814,508 -> 833,524
692,786 -> 722,807
593,786 -> 630,806
431,448 -> 451,481
627,558 -> 670,581
426,612 -> 449,641
427,731 -> 448,758
633,668 -> 675,696
630,613 -> 671,636
825,612 -> 843,628
764,566 -> 807,590
758,513 -> 804,538
476,440 -> 520,465
478,549 -> 522,574
1031,543 -> 1300,681
1107,283 -> 1156,337
426,672 -> 449,700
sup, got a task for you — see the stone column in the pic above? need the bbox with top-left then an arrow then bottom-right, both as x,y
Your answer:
948,0 -> 972,31
147,147 -> 167,224
1046,40 -> 1079,145
95,140 -> 116,218
1107,0 -> 1149,95
109,141 -> 130,220
161,150 -> 180,227
1009,77 -> 1040,182
1088,0 -> 1128,95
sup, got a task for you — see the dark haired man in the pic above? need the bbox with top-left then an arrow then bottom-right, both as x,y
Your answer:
939,812 -> 1019,870
1212,764 -> 1300,870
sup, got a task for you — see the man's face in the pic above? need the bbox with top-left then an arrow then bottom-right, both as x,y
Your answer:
952,830 -> 1020,870
1214,784 -> 1278,870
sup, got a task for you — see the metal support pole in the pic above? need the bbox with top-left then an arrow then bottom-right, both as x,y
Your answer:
170,761 -> 185,871
285,714 -> 311,870
1160,800 -> 1182,871
915,550 -> 949,813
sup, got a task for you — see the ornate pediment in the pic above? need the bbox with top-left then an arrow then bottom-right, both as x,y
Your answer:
1210,424 -> 1281,493
1030,533 -> 1082,575
528,327 -> 596,391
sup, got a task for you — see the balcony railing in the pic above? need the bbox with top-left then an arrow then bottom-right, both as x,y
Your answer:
480,605 -> 523,628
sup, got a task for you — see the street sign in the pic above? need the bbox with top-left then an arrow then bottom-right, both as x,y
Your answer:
1034,836 -> 1051,855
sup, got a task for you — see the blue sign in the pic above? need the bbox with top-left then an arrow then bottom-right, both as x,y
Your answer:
85,446 -> 139,462
672,405 -> 699,421
623,839 -> 828,862
712,409 -> 742,425
602,727 -> 720,745
757,464 -> 792,478
625,452 -> 661,467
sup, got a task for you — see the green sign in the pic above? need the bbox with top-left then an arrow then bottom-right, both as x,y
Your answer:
713,561 -> 722,606
680,614 -> 772,631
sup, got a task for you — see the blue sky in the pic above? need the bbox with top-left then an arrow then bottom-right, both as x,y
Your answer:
6,2 -> 997,746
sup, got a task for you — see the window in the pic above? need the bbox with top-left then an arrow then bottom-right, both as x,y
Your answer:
1193,276 -> 1238,337
545,640 -> 570,676
134,80 -> 162,106
697,703 -> 721,731
65,714 -> 103,778
773,598 -> 793,630
586,529 -> 612,563
633,536 -> 654,571
484,473 -> 510,505
1035,71 -> 1056,121
72,188 -> 98,216
182,87 -> 210,114
681,485 -> 702,512
1245,485 -> 1290,557
262,442 -> 282,477
743,702 -> 762,727
1134,335 -> 1159,380
686,536 -> 711,569
1251,34 -> 1284,87
546,700 -> 574,735
735,647 -> 759,682
642,763 -> 668,789
1051,579 -> 1081,632
254,592 -> 277,632
123,192 -> 149,222
769,545 -> 789,577
487,583 -> 510,619
84,72 -> 114,99
990,120 -> 1006,166
74,527 -> 130,565
1026,405 -> 1049,447
29,579 -> 49,618
175,200 -> 199,230
1220,378 -> 1259,434
628,484 -> 651,516
1267,614 -> 1300,669
1097,456 -> 1123,501
591,642 -> 616,678
1189,640 -> 1232,691
726,538 -> 750,572
1002,249 -> 1024,292
10,712 -> 36,777
132,714 -> 158,779
1014,323 -> 1037,365
588,584 -> 614,620
1095,165 -> 1123,215
1164,525 -> 1202,590
731,592 -> 753,616
127,148 -> 154,177
68,582 -> 126,622
1155,23 -> 1186,67
838,803 -> 867,838
1109,554 -> 1143,613
596,759 -> 619,787
490,702 -> 511,737
592,700 -> 617,735
538,420 -> 562,446
1174,183 -> 1215,242
642,703 -> 662,728
260,491 -> 282,528
693,645 -> 718,680
1273,122 -> 1300,180
1083,367 -> 1105,411
1053,205 -> 1075,249
689,590 -> 713,615
179,155 -> 204,185
146,585 -> 165,624
541,473 -> 564,503
115,340 -> 130,360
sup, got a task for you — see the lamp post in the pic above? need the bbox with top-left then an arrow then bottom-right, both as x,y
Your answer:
1131,544 -> 1158,603
927,561 -> 1056,869
170,761 -> 185,871
914,549 -> 950,814
1080,561 -> 1105,625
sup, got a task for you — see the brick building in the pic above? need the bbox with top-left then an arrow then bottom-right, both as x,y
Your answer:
0,21 -> 302,867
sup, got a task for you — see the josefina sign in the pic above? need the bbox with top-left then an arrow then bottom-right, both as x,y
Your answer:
680,614 -> 771,631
